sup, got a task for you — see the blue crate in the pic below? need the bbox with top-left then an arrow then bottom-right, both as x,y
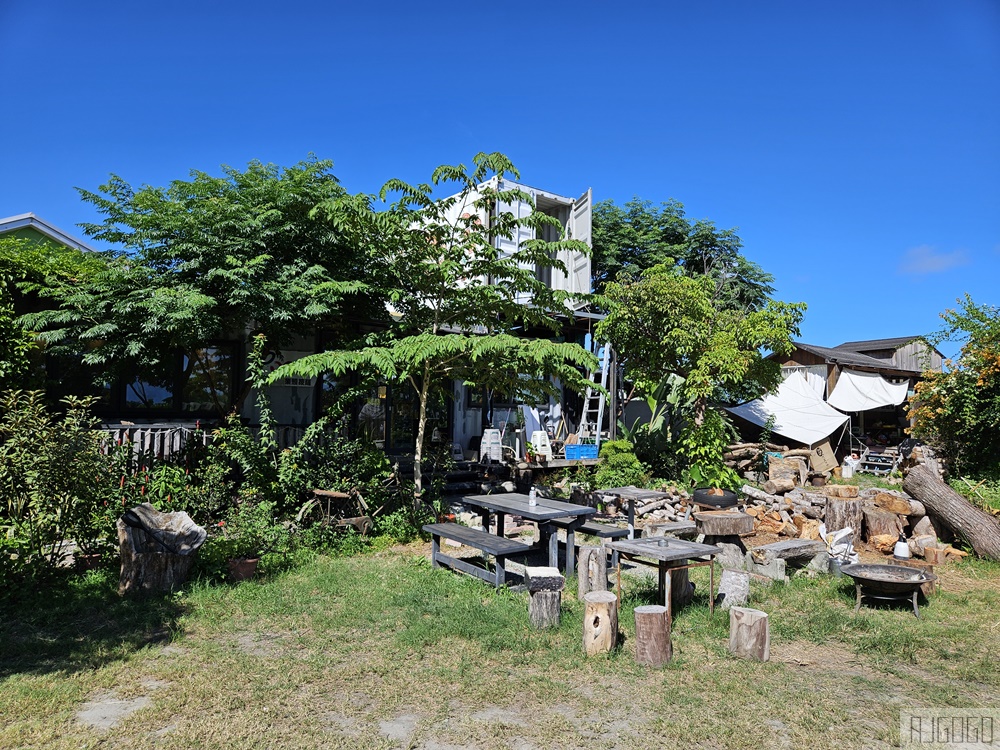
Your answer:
565,444 -> 599,460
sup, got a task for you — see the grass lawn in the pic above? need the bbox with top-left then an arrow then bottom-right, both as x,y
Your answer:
1,544 -> 998,750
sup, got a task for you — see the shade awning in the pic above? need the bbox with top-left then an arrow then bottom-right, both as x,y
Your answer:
827,369 -> 909,413
725,371 -> 849,447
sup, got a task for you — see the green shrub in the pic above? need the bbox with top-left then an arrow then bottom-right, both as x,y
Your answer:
0,391 -> 108,581
594,439 -> 648,489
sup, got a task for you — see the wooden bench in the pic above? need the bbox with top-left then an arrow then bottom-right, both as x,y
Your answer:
423,523 -> 532,587
548,519 -> 629,567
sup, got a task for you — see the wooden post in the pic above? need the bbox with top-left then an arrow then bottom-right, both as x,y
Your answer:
577,545 -> 608,600
583,590 -> 619,656
634,604 -> 672,666
728,607 -> 770,661
525,566 -> 564,630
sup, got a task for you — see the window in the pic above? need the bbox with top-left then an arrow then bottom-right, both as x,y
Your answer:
119,344 -> 237,416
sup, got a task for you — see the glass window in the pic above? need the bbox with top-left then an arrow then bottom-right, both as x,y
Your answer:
125,378 -> 173,411
181,346 -> 234,413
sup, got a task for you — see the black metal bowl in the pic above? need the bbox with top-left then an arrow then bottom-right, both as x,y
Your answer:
839,563 -> 936,596
692,487 -> 739,509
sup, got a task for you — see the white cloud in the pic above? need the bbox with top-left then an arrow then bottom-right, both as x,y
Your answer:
898,245 -> 970,275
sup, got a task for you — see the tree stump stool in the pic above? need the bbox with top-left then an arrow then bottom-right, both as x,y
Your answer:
524,566 -> 565,629
577,545 -> 609,600
118,503 -> 207,597
634,604 -> 672,666
694,510 -> 754,570
728,606 -> 770,661
583,590 -> 619,656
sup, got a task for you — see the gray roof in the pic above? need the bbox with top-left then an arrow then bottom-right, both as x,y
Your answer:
835,336 -> 923,351
0,212 -> 94,252
791,342 -> 894,369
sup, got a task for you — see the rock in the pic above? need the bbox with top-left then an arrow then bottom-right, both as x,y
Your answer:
715,569 -> 751,609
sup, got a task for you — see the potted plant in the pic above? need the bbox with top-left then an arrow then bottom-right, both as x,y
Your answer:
213,498 -> 287,581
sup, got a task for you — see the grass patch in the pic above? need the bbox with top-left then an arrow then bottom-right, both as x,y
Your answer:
1,547 -> 998,749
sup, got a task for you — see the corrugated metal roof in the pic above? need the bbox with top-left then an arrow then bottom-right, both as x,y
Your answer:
791,342 -> 893,369
835,336 -> 922,351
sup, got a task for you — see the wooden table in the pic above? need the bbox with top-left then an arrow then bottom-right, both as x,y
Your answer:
460,492 -> 596,577
606,537 -> 722,619
597,486 -> 674,539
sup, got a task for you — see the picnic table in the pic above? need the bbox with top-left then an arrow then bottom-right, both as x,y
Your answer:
606,537 -> 722,618
596,486 -> 674,539
460,492 -> 596,577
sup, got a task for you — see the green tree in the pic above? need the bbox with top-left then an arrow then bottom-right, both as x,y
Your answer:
24,158 -> 375,412
0,235 -> 103,390
591,197 -> 775,310
597,263 -> 804,487
909,295 -> 1000,475
274,153 -> 598,502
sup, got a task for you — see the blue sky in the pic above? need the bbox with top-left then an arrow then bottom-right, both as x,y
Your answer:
1,0 -> 997,358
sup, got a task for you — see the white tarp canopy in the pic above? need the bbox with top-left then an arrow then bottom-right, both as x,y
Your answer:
726,371 -> 849,447
827,369 -> 910,413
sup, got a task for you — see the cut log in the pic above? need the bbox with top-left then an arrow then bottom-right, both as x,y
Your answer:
873,492 -> 924,516
528,591 -> 561,629
694,511 -> 755,537
755,516 -> 785,535
769,457 -> 807,487
924,546 -> 948,565
636,498 -> 674,516
825,485 -> 860,499
870,533 -> 898,554
741,485 -> 783,504
750,539 -> 825,565
903,465 -> 1000,561
862,505 -> 903,541
825,497 -> 863,534
577,546 -> 609,600
583,591 -> 619,656
791,515 -> 822,541
728,607 -> 770,661
634,605 -> 672,667
117,503 -> 206,598
763,476 -> 796,495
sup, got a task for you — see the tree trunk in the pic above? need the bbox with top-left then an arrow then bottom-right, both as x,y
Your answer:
634,605 -> 672,667
862,505 -> 903,541
903,465 -> 1000,561
412,364 -> 431,508
583,591 -> 619,656
825,497 -> 863,534
728,607 -> 770,661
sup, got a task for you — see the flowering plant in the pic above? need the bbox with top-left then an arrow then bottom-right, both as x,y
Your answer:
212,498 -> 288,560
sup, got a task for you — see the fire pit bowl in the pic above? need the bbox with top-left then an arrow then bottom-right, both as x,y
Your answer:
840,563 -> 937,617
692,487 -> 739,510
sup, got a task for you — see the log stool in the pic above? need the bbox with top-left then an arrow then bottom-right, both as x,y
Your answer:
634,604 -> 672,666
583,590 -> 619,656
694,510 -> 754,570
524,566 -> 564,629
728,607 -> 770,661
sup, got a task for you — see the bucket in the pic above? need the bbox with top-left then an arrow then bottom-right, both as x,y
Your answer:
841,463 -> 854,480
828,558 -> 843,577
